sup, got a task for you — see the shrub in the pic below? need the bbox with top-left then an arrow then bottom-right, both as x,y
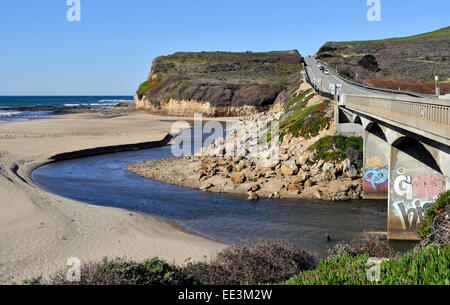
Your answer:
136,76 -> 164,99
419,191 -> 450,239
308,135 -> 363,163
185,240 -> 318,285
286,244 -> 449,285
34,257 -> 200,285
357,55 -> 380,72
280,102 -> 331,139
329,233 -> 397,259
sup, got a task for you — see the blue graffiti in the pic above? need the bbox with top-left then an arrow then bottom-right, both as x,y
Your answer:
364,167 -> 389,190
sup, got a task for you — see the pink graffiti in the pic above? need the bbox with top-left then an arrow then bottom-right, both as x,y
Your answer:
411,174 -> 446,199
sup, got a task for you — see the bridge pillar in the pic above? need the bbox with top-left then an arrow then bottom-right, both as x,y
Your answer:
388,137 -> 449,240
362,122 -> 389,199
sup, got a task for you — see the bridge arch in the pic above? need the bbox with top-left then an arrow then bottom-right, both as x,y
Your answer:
365,122 -> 387,142
392,137 -> 442,174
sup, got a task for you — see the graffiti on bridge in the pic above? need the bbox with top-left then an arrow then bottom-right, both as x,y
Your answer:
392,168 -> 446,231
392,199 -> 433,231
364,167 -> 389,190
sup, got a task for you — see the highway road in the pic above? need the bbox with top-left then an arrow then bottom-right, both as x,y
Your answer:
304,56 -> 381,96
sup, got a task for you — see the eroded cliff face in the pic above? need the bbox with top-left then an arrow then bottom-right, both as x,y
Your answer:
135,50 -> 303,117
134,93 -> 261,116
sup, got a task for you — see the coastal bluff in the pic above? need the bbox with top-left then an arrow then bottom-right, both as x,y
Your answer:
134,50 -> 303,116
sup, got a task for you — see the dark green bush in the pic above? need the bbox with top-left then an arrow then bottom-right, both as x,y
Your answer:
33,257 -> 200,285
357,54 -> 381,72
419,190 -> 450,239
308,135 -> 363,163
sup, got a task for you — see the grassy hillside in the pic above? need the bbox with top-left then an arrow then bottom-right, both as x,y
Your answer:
136,50 -> 303,109
316,27 -> 450,93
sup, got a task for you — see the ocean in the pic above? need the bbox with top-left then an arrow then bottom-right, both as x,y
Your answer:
0,96 -> 134,123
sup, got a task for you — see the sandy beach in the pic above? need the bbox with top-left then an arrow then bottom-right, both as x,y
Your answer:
0,112 -> 229,284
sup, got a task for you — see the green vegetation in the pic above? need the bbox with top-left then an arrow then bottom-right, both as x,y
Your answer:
316,27 -> 449,85
308,135 -> 363,163
135,50 -> 304,109
26,257 -> 200,285
162,55 -> 217,64
419,191 -> 450,239
284,89 -> 314,113
23,239 -> 449,286
339,26 -> 450,44
285,102 -> 330,139
286,244 -> 449,285
279,94 -> 330,140
25,241 -> 317,286
136,76 -> 164,99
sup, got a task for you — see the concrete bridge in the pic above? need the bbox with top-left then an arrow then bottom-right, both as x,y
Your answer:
336,94 -> 449,240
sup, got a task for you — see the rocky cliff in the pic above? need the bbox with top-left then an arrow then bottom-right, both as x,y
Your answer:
135,50 -> 303,116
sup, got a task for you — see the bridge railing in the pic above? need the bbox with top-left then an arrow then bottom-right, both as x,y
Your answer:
341,94 -> 450,140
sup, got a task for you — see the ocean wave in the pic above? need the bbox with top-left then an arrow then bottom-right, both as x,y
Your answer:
0,110 -> 54,118
97,99 -> 134,103
64,102 -> 120,107
0,111 -> 22,117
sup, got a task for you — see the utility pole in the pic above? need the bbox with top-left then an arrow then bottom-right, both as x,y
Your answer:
435,76 -> 440,96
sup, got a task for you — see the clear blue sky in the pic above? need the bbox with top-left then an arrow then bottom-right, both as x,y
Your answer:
0,0 -> 448,95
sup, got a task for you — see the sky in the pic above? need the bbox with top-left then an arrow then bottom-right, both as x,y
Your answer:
0,0 -> 448,96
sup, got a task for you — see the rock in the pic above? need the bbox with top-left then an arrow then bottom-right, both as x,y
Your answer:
224,183 -> 235,192
214,137 -> 224,147
199,182 -> 213,191
296,155 -> 309,166
317,160 -> 325,168
248,192 -> 259,201
313,189 -> 323,199
278,154 -> 288,161
217,158 -> 228,166
231,172 -> 246,184
265,170 -> 276,178
295,172 -> 310,184
197,166 -> 208,175
269,191 -> 281,199
346,147 -> 363,165
322,162 -> 334,172
310,167 -> 320,176
281,160 -> 298,176
304,179 -> 315,188
302,164 -> 311,171
235,164 -> 245,172
287,184 -> 303,193
342,158 -> 358,177
248,184 -> 260,192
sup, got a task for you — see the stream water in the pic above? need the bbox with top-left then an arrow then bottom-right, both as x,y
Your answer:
31,129 -> 416,257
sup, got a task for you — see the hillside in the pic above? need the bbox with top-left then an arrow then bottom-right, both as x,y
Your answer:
135,50 -> 303,116
316,27 -> 450,94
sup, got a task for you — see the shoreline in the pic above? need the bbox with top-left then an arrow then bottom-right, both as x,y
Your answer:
0,112 -> 227,284
29,134 -> 229,247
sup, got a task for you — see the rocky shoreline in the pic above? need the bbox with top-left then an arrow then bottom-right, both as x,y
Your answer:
127,111 -> 365,201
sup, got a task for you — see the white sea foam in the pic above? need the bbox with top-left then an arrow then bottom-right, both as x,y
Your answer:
0,111 -> 22,117
98,99 -> 134,103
